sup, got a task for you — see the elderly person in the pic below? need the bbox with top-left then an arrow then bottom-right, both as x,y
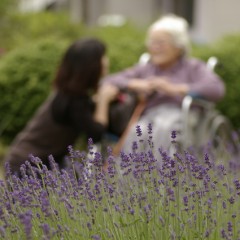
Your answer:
102,14 -> 225,155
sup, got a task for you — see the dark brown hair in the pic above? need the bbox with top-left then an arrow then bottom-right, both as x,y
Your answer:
53,38 -> 106,95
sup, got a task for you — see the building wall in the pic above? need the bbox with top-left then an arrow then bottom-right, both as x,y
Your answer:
103,0 -> 240,43
192,0 -> 240,43
19,0 -> 52,12
105,0 -> 156,27
19,0 -> 240,43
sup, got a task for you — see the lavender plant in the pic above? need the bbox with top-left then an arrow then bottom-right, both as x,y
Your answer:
0,129 -> 240,240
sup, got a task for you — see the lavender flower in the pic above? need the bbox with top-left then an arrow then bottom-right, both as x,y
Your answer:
0,226 -> 5,238
228,221 -> 233,233
228,196 -> 235,205
39,190 -> 51,217
183,196 -> 189,206
136,125 -> 142,137
147,123 -> 153,134
19,210 -> 32,239
171,130 -> 177,143
87,222 -> 92,231
131,141 -> 138,151
41,223 -> 51,239
1,127 -> 240,239
92,235 -> 101,240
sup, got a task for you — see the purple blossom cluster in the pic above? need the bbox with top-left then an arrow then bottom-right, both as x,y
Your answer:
0,130 -> 240,239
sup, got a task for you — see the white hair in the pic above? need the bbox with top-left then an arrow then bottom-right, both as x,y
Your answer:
146,14 -> 191,55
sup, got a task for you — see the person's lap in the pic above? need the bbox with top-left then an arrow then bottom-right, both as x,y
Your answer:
122,104 -> 182,157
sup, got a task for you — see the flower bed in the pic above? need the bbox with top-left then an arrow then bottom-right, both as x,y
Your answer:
0,131 -> 240,239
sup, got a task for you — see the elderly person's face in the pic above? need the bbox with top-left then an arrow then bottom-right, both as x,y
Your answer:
147,30 -> 182,69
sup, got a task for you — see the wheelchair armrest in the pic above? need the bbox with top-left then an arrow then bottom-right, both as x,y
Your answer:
181,95 -> 216,147
182,95 -> 215,116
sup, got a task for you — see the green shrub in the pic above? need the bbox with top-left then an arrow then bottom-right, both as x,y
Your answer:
192,34 -> 240,130
0,0 -> 16,18
0,11 -> 84,51
0,11 -> 85,143
86,24 -> 146,72
0,38 -> 68,143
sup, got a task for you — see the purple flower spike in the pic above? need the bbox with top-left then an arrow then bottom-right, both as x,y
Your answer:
147,123 -> 153,134
228,221 -> 233,233
136,125 -> 142,137
132,141 -> 138,151
205,230 -> 210,238
87,222 -> 92,231
129,207 -> 135,215
183,196 -> 188,206
41,223 -> 51,239
88,138 -> 94,149
115,205 -> 120,212
92,235 -> 101,240
19,210 -> 33,239
4,161 -> 12,179
0,226 -> 5,238
228,196 -> 235,205
29,154 -> 42,165
171,130 -> 177,139
221,229 -> 227,238
39,190 -> 51,217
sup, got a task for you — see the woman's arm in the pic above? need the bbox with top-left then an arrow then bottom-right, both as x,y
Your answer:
94,84 -> 119,126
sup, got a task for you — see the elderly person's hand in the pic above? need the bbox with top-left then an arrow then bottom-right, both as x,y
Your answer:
127,78 -> 156,95
149,77 -> 189,96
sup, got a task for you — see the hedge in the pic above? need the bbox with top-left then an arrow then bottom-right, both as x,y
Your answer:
0,11 -> 84,51
0,39 -> 68,143
192,34 -> 240,130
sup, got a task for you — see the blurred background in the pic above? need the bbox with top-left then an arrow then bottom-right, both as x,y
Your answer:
18,0 -> 240,43
1,0 -> 240,161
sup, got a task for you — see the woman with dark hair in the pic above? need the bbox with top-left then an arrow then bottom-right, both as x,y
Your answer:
4,38 -> 118,175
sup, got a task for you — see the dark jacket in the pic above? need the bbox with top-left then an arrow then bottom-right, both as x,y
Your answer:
5,91 -> 105,174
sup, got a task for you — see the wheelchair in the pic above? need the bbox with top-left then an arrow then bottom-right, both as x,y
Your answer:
97,54 -> 238,161
181,91 -> 237,154
139,54 -> 238,155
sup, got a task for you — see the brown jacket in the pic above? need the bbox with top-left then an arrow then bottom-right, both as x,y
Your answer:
5,92 -> 105,174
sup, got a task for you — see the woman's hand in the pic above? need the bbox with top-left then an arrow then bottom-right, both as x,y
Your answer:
94,84 -> 119,126
97,84 -> 119,103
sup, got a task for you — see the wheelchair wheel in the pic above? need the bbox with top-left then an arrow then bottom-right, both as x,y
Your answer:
210,115 -> 239,155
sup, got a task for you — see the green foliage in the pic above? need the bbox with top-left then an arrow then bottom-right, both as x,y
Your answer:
0,11 -> 84,51
0,0 -> 17,52
0,39 -> 68,143
0,11 -> 85,144
86,24 -> 146,72
0,0 -> 16,16
192,34 -> 240,130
